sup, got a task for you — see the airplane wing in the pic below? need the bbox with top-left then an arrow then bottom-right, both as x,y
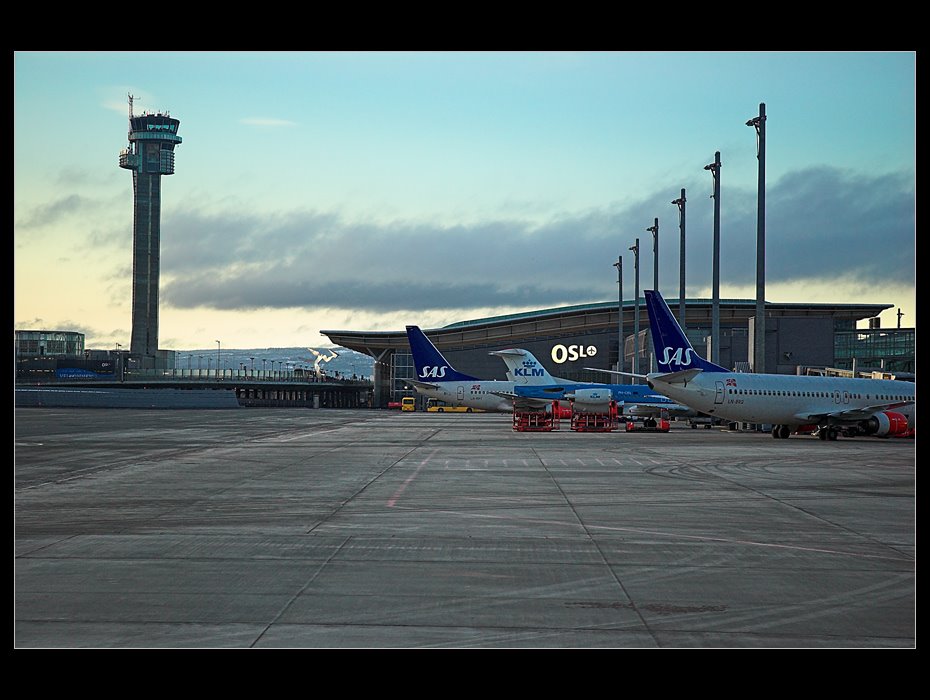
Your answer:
406,378 -> 441,392
793,400 -> 916,424
622,402 -> 695,418
488,349 -> 527,358
649,368 -> 704,385
586,366 -> 705,386
489,390 -> 554,410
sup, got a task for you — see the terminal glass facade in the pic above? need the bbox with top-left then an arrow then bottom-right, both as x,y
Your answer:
391,351 -> 416,401
834,327 -> 915,373
14,330 -> 84,356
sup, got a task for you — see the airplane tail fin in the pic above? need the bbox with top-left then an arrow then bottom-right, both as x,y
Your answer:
489,348 -> 564,385
644,290 -> 728,373
405,326 -> 479,382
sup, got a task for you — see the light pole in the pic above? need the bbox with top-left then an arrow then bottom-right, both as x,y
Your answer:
646,219 -> 659,372
215,340 -> 221,379
704,151 -> 721,366
747,103 -> 766,373
647,218 -> 659,294
198,355 -> 204,375
250,357 -> 255,377
262,358 -> 267,377
629,238 -> 640,381
672,189 -> 686,330
613,256 -> 623,374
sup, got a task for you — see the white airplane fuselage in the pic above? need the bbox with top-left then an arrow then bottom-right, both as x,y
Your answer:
411,379 -> 515,413
649,371 -> 915,430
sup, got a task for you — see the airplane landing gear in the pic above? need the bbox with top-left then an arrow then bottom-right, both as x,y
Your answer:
771,425 -> 791,439
818,427 -> 839,441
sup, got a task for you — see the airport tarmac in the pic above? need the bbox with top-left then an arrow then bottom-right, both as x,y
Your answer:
14,407 -> 915,649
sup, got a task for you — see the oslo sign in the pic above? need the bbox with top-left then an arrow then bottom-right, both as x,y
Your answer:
551,344 -> 598,364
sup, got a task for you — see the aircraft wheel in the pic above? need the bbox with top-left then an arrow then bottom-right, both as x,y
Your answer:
771,426 -> 780,438
827,428 -> 838,441
778,425 -> 791,439
818,429 -> 828,440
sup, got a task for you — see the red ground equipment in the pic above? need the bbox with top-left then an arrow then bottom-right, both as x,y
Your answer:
571,400 -> 619,432
513,401 -> 561,432
625,417 -> 671,433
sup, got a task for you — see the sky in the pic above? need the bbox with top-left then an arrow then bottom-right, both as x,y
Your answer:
13,51 -> 916,351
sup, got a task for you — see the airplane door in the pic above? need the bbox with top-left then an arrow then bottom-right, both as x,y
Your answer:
457,385 -> 465,401
714,381 -> 725,405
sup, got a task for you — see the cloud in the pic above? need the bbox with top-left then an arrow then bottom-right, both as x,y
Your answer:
15,194 -> 89,229
159,165 -> 915,314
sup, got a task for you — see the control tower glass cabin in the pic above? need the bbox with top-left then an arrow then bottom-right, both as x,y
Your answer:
118,112 -> 182,359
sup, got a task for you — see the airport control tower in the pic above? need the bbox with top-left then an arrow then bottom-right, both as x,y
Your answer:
118,95 -> 182,361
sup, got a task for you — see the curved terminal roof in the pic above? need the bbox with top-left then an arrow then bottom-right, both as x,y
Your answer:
321,298 -> 891,353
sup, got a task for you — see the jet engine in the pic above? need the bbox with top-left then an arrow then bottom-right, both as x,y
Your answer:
567,388 -> 613,414
858,411 -> 911,437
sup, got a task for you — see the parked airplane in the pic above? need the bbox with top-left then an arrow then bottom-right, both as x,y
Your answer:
589,290 -> 915,440
490,348 -> 697,420
404,326 -> 525,412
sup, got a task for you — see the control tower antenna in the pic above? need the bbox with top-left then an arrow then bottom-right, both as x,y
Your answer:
128,93 -> 134,119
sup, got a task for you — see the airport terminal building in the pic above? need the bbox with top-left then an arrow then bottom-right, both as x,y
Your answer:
321,297 -> 915,408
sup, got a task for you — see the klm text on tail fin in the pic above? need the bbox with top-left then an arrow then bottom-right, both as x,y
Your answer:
489,348 -> 563,385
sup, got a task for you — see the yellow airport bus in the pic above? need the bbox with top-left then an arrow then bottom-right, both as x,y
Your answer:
401,396 -> 417,412
426,399 -> 482,413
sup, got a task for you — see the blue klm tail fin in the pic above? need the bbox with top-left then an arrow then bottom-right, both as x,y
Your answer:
644,290 -> 728,373
406,326 -> 479,382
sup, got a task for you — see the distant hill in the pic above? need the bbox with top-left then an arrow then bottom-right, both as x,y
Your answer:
174,346 -> 375,380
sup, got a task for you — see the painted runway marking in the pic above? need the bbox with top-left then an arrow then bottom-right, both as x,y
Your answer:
387,448 -> 439,507
383,507 -> 912,562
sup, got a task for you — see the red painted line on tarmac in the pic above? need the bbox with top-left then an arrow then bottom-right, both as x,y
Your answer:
387,448 -> 438,507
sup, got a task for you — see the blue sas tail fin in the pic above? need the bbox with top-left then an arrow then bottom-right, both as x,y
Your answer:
644,290 -> 728,374
405,326 -> 479,382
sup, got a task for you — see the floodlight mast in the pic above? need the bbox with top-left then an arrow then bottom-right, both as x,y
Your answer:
672,190 -> 686,331
629,239 -> 640,380
747,103 -> 767,373
613,256 -> 624,374
704,151 -> 721,366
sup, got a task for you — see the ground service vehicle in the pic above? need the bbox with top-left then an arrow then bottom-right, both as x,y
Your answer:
426,399 -> 478,412
401,397 -> 417,412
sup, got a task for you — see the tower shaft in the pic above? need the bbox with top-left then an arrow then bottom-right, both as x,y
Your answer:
119,104 -> 181,359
